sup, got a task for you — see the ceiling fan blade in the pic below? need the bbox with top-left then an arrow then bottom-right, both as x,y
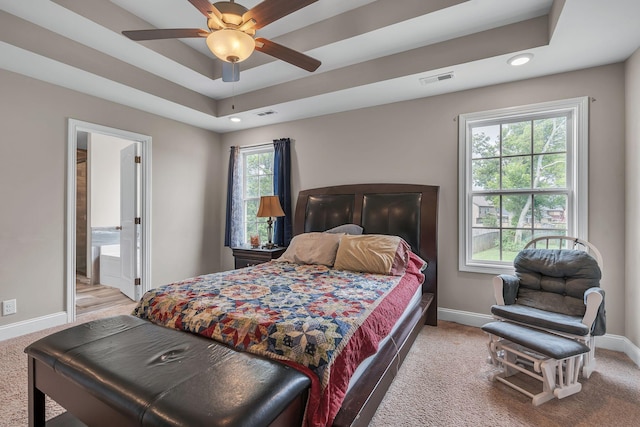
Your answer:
122,28 -> 209,41
243,0 -> 318,29
188,0 -> 221,19
255,38 -> 320,72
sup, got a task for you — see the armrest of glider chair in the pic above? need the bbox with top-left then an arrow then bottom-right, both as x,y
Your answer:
493,274 -> 520,306
583,287 -> 606,336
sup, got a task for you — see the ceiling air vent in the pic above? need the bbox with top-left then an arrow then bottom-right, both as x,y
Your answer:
419,71 -> 454,86
256,110 -> 278,117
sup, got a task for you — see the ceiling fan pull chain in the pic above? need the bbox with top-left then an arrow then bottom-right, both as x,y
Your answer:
232,69 -> 236,110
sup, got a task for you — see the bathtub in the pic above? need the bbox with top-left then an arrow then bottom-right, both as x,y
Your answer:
89,228 -> 120,285
99,244 -> 121,287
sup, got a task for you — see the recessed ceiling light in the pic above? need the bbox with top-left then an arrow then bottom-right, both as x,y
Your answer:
229,117 -> 241,123
508,53 -> 533,66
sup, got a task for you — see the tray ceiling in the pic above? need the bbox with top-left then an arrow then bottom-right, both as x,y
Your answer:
1,0 -> 639,132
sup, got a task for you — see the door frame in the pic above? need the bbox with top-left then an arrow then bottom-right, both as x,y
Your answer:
66,119 -> 152,322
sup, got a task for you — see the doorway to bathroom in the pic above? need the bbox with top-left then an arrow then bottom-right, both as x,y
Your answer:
66,119 -> 152,321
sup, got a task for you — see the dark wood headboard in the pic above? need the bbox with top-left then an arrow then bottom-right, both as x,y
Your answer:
294,183 -> 439,326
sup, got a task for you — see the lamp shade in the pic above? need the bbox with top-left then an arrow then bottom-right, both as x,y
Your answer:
257,196 -> 285,218
206,29 -> 255,63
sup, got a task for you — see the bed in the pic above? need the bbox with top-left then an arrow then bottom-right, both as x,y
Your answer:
289,182 -> 439,425
26,183 -> 439,427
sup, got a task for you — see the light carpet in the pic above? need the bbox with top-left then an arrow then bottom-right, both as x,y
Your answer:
370,321 -> 640,427
0,303 -> 137,427
1,307 -> 638,427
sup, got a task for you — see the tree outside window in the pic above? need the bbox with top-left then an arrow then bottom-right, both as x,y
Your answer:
243,148 -> 274,246
459,98 -> 588,273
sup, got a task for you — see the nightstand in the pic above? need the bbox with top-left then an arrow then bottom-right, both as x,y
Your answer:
231,246 -> 287,269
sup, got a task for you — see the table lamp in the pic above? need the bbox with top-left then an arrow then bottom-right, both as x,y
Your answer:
257,195 -> 285,249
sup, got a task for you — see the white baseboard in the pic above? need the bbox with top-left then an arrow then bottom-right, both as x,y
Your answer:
3,307 -> 639,369
0,312 -> 68,342
437,307 -> 640,368
438,307 -> 493,328
594,333 -> 628,352
621,337 -> 640,367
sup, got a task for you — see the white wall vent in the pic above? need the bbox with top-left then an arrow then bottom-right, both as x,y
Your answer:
256,110 -> 278,116
419,71 -> 454,86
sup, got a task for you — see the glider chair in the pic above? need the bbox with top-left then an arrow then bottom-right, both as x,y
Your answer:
482,236 -> 606,405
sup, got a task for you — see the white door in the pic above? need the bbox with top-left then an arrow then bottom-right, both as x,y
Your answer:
119,143 -> 139,301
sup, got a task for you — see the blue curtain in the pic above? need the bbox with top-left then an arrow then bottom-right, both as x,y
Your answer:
273,138 -> 292,246
224,146 -> 242,247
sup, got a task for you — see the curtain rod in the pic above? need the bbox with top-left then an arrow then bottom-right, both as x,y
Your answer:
239,141 -> 273,150
236,138 -> 289,150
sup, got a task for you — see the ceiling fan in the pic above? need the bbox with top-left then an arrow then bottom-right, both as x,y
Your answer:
122,0 -> 321,82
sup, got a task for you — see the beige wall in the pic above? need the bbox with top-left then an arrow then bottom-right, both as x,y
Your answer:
0,69 -> 222,327
625,48 -> 640,348
220,64 -> 627,336
0,61 -> 630,341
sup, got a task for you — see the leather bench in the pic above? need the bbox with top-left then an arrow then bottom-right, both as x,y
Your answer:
25,315 -> 310,427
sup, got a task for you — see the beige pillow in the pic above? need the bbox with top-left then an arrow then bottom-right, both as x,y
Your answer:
277,232 -> 343,266
333,234 -> 411,275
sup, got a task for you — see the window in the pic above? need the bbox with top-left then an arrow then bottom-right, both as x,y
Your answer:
458,97 -> 589,274
241,146 -> 274,246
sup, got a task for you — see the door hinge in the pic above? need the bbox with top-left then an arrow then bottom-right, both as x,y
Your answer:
135,156 -> 141,164
135,278 -> 141,286
135,217 -> 141,224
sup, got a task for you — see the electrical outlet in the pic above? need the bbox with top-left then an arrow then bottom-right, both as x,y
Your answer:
2,299 -> 17,316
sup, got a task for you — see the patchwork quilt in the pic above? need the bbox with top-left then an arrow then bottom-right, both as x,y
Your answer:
133,253 -> 425,427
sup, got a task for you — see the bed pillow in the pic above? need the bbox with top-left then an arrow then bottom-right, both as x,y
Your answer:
277,232 -> 343,266
325,223 -> 364,235
333,234 -> 412,275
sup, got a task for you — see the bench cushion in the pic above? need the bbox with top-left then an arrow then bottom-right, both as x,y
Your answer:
25,315 -> 310,427
491,304 -> 589,336
482,321 -> 590,360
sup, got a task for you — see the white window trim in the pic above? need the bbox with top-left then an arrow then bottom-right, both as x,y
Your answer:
458,97 -> 589,274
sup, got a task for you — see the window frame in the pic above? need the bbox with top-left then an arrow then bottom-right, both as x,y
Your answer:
240,145 -> 275,246
458,97 -> 589,274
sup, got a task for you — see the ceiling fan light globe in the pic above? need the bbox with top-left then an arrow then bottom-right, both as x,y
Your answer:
206,29 -> 255,63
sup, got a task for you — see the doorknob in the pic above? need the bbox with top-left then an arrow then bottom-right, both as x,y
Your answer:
116,226 -> 123,230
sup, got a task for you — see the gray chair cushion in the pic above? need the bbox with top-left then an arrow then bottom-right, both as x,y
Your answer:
514,249 -> 602,317
491,304 -> 590,336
